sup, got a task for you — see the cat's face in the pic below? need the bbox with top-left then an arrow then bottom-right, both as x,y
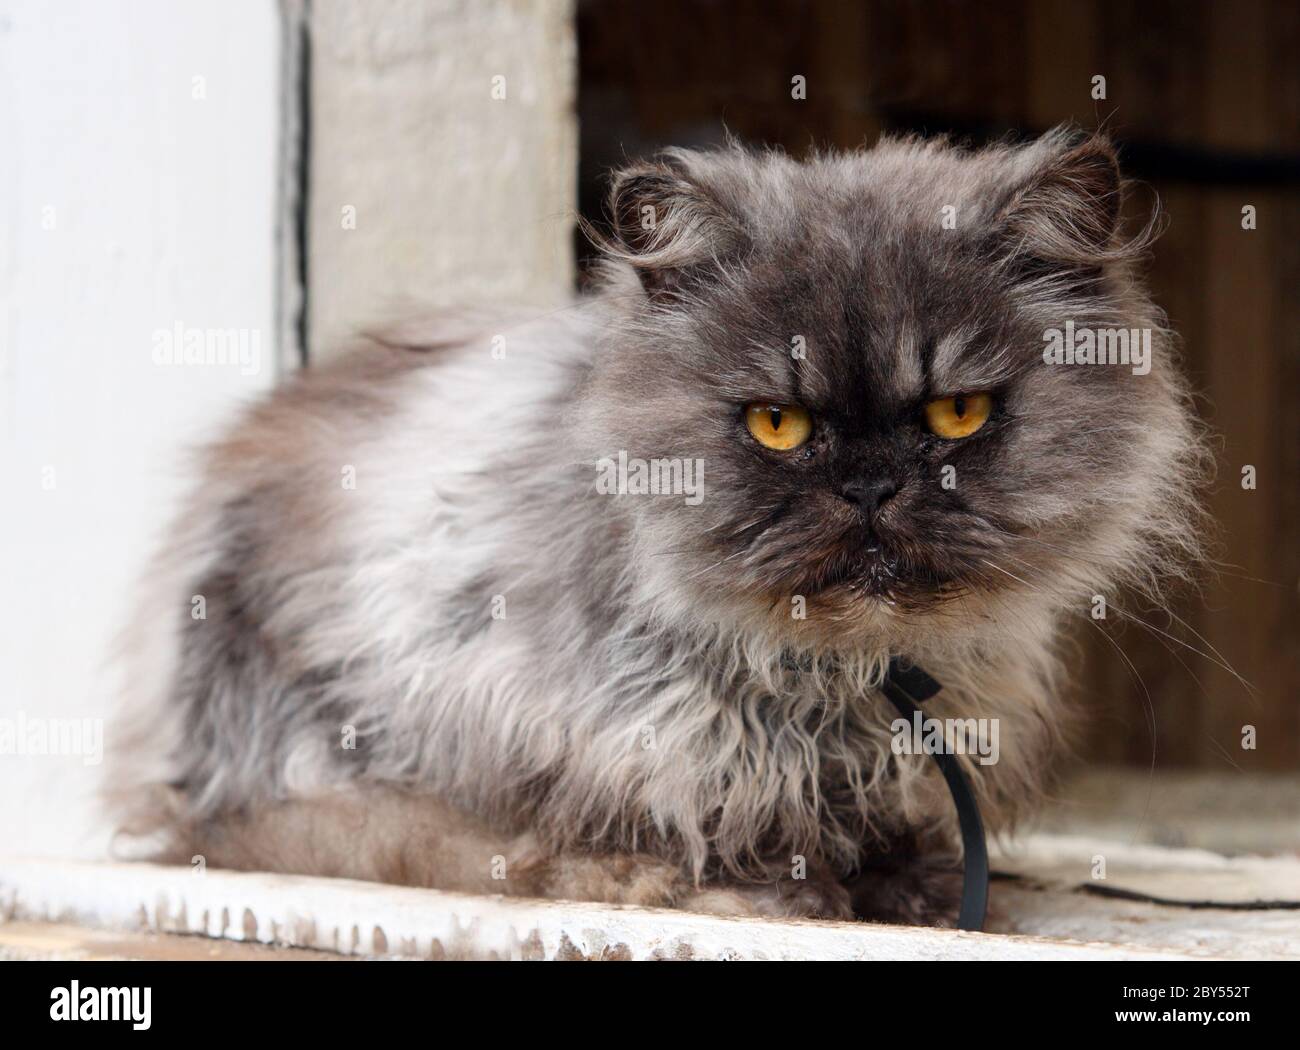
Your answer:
584,132 -> 1201,649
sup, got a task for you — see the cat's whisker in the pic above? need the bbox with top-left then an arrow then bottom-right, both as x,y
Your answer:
998,543 -> 1223,704
683,547 -> 748,582
1106,603 -> 1258,698
988,540 -> 1257,698
1141,597 -> 1257,687
980,558 -> 1054,599
1204,733 -> 1245,773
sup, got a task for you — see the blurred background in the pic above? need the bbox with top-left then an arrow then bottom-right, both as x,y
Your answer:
2,0 -> 1296,862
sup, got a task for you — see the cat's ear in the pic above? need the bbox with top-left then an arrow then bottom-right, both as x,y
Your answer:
603,154 -> 745,298
992,133 -> 1122,266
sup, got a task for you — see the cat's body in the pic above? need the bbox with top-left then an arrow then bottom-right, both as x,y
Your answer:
110,130 -> 1206,923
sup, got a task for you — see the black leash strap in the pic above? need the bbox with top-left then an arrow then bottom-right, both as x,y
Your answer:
880,656 -> 989,932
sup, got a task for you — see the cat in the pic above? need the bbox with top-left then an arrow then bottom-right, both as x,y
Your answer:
107,127 -> 1208,925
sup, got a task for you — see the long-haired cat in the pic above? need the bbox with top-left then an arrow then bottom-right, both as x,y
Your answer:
108,128 -> 1207,924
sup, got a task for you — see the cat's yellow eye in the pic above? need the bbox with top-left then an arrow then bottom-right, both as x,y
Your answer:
924,392 -> 993,439
744,402 -> 813,451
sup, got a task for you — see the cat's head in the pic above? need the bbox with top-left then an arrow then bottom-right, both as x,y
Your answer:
580,129 -> 1207,653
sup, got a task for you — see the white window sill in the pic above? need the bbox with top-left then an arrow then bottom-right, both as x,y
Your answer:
3,834 -> 1297,960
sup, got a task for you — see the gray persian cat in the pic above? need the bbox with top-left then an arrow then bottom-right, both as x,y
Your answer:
110,128 -> 1205,924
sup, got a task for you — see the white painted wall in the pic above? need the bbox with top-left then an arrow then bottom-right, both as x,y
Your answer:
308,0 -> 577,356
0,0 -> 281,858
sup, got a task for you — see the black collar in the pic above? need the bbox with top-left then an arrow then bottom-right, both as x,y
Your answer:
881,657 -> 989,932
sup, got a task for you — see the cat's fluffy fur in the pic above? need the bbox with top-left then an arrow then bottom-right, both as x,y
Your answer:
108,128 -> 1208,923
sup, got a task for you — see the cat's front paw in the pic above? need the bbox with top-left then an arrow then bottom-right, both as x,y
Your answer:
683,872 -> 855,921
844,861 -> 965,928
517,852 -> 688,909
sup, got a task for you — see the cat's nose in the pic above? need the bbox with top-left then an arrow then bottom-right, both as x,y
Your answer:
840,478 -> 898,515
